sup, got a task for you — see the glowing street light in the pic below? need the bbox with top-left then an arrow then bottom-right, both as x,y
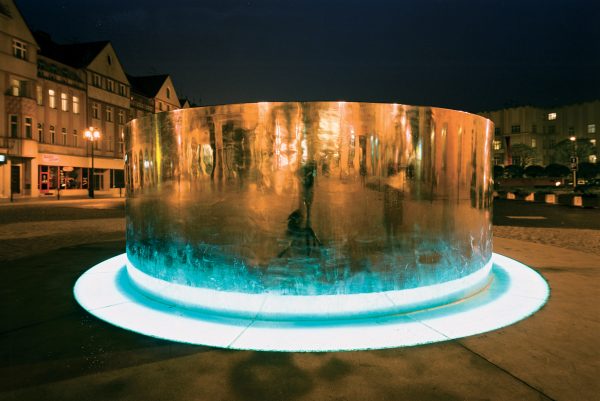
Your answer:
84,127 -> 101,198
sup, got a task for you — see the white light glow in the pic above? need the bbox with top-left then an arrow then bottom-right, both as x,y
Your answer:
74,253 -> 549,352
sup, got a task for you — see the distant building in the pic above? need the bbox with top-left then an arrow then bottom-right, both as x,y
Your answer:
480,100 -> 599,167
127,74 -> 180,121
0,0 -> 39,198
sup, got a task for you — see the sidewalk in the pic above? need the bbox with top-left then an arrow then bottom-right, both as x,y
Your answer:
0,193 -> 124,207
0,227 -> 599,400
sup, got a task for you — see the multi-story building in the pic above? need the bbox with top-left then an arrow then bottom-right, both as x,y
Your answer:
127,74 -> 181,120
34,31 -> 130,196
0,0 -> 39,198
0,0 -> 132,200
480,100 -> 599,167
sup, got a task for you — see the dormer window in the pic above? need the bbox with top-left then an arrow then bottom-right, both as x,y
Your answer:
166,87 -> 171,99
13,39 -> 27,60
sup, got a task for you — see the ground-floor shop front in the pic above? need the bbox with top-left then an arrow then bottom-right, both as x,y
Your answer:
0,153 -> 124,200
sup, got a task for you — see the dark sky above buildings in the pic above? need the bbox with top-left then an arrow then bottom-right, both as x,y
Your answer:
17,0 -> 600,112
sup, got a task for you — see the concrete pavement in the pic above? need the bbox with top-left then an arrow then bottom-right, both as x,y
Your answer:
0,205 -> 599,400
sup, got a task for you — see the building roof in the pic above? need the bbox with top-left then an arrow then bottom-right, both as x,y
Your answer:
33,31 -> 108,69
127,74 -> 170,98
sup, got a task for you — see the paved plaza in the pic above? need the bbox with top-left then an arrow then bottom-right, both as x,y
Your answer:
0,198 -> 599,400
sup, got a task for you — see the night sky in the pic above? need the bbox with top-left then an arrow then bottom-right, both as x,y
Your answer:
16,0 -> 600,112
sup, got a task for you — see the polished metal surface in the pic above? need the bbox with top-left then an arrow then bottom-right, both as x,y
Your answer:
125,102 -> 493,297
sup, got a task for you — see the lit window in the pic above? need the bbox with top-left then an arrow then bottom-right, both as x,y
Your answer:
591,139 -> 597,146
62,128 -> 67,145
61,93 -> 68,111
9,115 -> 18,138
493,140 -> 502,150
588,124 -> 596,134
590,155 -> 597,163
548,113 -> 557,120
48,89 -> 56,108
107,79 -> 114,92
166,87 -> 171,99
92,103 -> 99,119
531,138 -> 537,148
73,130 -> 78,147
36,85 -> 43,105
106,106 -> 113,122
10,79 -> 20,96
50,126 -> 55,144
73,96 -> 80,114
24,117 -> 32,139
37,123 -> 43,142
12,40 -> 27,59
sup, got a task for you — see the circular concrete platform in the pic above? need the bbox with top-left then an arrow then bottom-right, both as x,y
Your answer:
74,253 -> 549,352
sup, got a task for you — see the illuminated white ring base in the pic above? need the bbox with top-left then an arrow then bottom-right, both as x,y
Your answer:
125,257 -> 493,320
74,253 -> 549,352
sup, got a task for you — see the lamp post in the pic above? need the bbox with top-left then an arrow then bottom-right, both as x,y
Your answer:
569,135 -> 577,189
84,127 -> 101,198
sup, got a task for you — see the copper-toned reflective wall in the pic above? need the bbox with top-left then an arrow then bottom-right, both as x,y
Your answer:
125,102 -> 493,296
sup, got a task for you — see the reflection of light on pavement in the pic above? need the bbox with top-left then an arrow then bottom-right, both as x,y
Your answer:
74,253 -> 549,352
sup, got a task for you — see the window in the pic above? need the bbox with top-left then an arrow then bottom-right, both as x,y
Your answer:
494,127 -> 501,135
73,130 -> 78,147
531,124 -> 537,133
36,85 -> 43,105
118,110 -> 125,124
531,138 -> 537,148
24,117 -> 32,139
159,101 -> 163,111
119,84 -> 126,96
13,39 -> 27,59
92,103 -> 99,119
166,87 -> 171,99
9,115 -> 18,138
493,140 -> 502,150
50,126 -> 55,144
61,128 -> 67,145
568,127 -> 574,135
93,74 -> 101,87
107,79 -> 114,92
37,123 -> 43,142
61,93 -> 68,111
588,124 -> 596,134
106,106 -> 113,122
511,125 -> 520,133
48,89 -> 56,108
73,96 -> 80,114
107,55 -> 112,65
167,105 -> 171,111
548,112 -> 557,120
548,126 -> 556,134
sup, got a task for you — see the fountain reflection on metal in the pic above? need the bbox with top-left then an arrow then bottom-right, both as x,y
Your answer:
73,102 -> 549,350
123,102 -> 494,318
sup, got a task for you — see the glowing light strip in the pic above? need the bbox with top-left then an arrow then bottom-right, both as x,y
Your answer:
73,253 -> 549,352
126,257 -> 493,320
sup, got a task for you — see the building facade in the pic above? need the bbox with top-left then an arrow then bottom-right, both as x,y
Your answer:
127,74 -> 181,121
0,0 -> 39,198
0,0 -> 131,199
480,101 -> 599,167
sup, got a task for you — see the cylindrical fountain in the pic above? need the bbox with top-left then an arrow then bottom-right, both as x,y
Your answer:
124,102 -> 493,319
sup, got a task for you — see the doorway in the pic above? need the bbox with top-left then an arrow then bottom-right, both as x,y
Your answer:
11,165 -> 20,194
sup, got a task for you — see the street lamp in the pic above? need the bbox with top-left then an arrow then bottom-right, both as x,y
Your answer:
84,127 -> 101,198
569,136 -> 577,189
